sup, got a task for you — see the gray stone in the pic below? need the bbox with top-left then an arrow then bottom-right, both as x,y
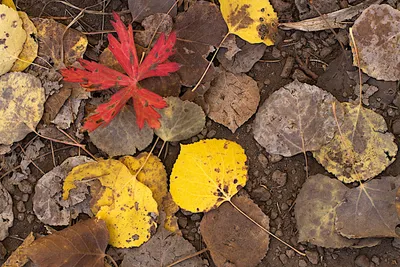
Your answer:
306,250 -> 319,265
18,180 -> 33,194
279,254 -> 289,264
190,214 -> 201,221
206,130 -> 216,138
258,154 -> 269,168
178,217 -> 188,228
355,255 -> 371,267
392,119 -> 400,135
16,201 -> 26,213
270,210 -> 278,220
269,154 -> 283,163
298,259 -> 308,267
251,188 -> 271,202
272,170 -> 287,187
320,47 -> 333,58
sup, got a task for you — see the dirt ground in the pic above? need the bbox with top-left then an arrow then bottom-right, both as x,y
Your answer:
1,0 -> 400,267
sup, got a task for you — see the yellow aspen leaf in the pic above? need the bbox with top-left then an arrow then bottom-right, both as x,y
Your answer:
63,159 -> 158,248
313,102 -> 397,183
219,0 -> 278,46
120,153 -> 180,234
0,73 -> 44,146
170,139 -> 248,213
1,0 -> 16,10
0,4 -> 26,75
11,12 -> 38,72
120,153 -> 167,207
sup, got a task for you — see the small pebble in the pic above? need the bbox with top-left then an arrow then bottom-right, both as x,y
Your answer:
286,249 -> 295,258
181,210 -> 192,216
304,32 -> 313,39
306,250 -> 319,265
279,254 -> 289,264
17,213 -> 25,221
281,203 -> 289,211
355,255 -> 371,267
201,129 -> 208,136
275,229 -> 283,237
392,119 -> 400,135
392,238 -> 400,248
272,170 -> 287,187
22,194 -> 29,202
371,256 -> 380,265
206,130 -> 216,138
270,210 -> 278,220
298,259 -> 308,267
191,136 -> 199,142
206,120 -> 212,127
320,47 -> 333,58
251,188 -> 271,202
332,253 -> 339,260
178,217 -> 188,228
13,195 -> 21,201
18,180 -> 33,194
190,214 -> 201,221
269,154 -> 283,163
27,214 -> 35,224
16,201 -> 26,213
258,154 -> 269,168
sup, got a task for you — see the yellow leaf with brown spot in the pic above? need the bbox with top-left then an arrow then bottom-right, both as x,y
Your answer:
220,0 -> 278,46
0,4 -> 26,75
63,159 -> 158,248
11,12 -> 38,72
313,102 -> 397,183
1,0 -> 16,10
170,139 -> 248,213
0,73 -> 44,146
31,18 -> 87,69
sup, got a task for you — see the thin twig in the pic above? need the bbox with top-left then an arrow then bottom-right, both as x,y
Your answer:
166,248 -> 209,267
295,55 -> 318,80
56,127 -> 97,160
17,144 -> 45,175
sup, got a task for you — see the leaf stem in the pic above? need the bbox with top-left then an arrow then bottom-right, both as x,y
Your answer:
192,32 -> 230,92
166,248 -> 209,267
228,200 -> 306,256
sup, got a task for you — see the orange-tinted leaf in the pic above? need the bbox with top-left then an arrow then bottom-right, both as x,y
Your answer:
26,218 -> 109,267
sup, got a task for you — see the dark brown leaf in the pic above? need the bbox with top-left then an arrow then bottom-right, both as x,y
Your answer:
26,218 -> 109,267
170,1 -> 228,86
200,195 -> 269,267
43,87 -> 72,124
128,0 -> 177,23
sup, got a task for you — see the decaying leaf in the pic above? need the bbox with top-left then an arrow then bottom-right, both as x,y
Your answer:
0,73 -> 45,146
63,159 -> 158,247
155,97 -> 206,141
120,219 -> 203,267
350,4 -> 400,81
128,0 -> 177,22
120,153 -> 167,207
32,18 -> 88,69
170,1 -> 228,86
217,39 -> 266,74
135,13 -> 173,47
89,106 -> 153,157
335,176 -> 400,238
42,86 -> 72,124
205,69 -> 259,133
0,4 -> 26,75
162,193 -> 180,234
313,102 -> 397,183
26,218 -> 109,267
33,156 -> 94,226
2,232 -> 34,267
295,174 -> 357,248
220,0 -> 278,45
200,195 -> 269,267
170,139 -> 247,213
0,181 -> 13,241
10,12 -> 38,72
253,80 -> 343,157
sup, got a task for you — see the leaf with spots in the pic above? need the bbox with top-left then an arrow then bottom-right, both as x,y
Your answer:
350,4 -> 400,81
313,102 -> 397,183
63,159 -> 158,248
220,0 -> 278,46
0,72 -> 45,146
154,97 -> 206,142
253,80 -> 343,157
170,139 -> 248,213
0,4 -> 26,75
26,218 -> 109,267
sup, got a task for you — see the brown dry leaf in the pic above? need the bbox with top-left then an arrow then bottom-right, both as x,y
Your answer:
135,13 -> 173,47
335,176 -> 400,238
253,80 -> 343,157
120,216 -> 202,267
217,40 -> 266,74
31,18 -> 88,69
2,232 -> 34,267
128,0 -> 177,22
170,1 -> 228,86
43,87 -> 72,124
89,106 -> 153,157
205,69 -> 259,133
26,218 -> 109,267
33,156 -> 94,226
200,195 -> 269,267
350,4 -> 400,81
99,47 -> 181,97
0,181 -> 13,241
295,174 -> 374,248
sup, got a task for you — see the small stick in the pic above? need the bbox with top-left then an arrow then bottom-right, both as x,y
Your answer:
56,127 -> 97,160
50,141 -> 56,167
295,55 -> 318,80
17,144 -> 45,175
166,248 -> 209,267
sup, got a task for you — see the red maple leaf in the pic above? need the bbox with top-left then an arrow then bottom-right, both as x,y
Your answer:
61,12 -> 180,132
